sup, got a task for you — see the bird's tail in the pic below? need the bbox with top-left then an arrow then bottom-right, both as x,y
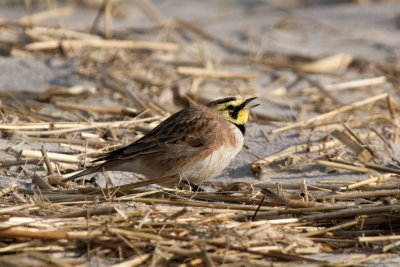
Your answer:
63,163 -> 104,182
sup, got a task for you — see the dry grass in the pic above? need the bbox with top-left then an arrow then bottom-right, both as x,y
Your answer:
0,1 -> 399,266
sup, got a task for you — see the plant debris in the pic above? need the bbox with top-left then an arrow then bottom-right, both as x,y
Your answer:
0,1 -> 400,266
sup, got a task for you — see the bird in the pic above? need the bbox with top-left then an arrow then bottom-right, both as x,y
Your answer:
64,96 -> 258,187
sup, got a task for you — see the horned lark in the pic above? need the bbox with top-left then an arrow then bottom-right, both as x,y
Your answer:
65,97 -> 258,186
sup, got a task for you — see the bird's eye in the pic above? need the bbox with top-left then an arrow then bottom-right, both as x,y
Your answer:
226,105 -> 235,111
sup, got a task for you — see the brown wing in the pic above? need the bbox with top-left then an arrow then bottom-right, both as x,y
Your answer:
95,106 -> 220,162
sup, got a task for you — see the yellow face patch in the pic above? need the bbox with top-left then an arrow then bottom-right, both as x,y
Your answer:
216,99 -> 250,125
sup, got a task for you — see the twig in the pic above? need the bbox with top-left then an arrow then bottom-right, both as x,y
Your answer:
177,66 -> 258,80
21,150 -> 85,163
31,174 -> 56,191
303,219 -> 359,237
314,160 -> 371,173
11,192 -> 28,203
324,76 -> 387,91
126,197 -> 273,212
0,158 -> 41,168
41,146 -> 55,175
26,27 -> 102,41
0,203 -> 36,215
136,0 -> 165,24
383,241 -> 400,252
316,189 -> 400,200
346,174 -> 393,190
253,182 -> 340,191
0,228 -> 103,241
359,235 -> 400,243
3,117 -> 161,136
110,254 -> 151,267
25,39 -> 179,52
104,0 -> 112,38
271,93 -> 388,134
330,129 -> 374,163
260,188 -> 325,208
17,5 -> 75,25
251,142 -> 309,172
48,206 -> 115,219
363,163 -> 400,176
300,204 -> 400,221
90,0 -> 108,34
0,182 -> 18,197
54,101 -> 123,114
251,195 -> 265,221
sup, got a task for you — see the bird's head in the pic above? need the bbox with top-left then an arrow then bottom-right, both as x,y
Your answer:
206,96 -> 258,126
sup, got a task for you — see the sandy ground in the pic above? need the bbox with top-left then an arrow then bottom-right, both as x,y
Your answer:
1,1 -> 398,181
0,1 -> 400,265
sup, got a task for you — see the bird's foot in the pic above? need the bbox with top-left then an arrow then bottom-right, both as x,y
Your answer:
180,180 -> 204,192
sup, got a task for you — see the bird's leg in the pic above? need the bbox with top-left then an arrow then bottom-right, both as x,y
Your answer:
175,174 -> 202,191
175,176 -> 203,191
102,167 -> 114,188
182,180 -> 204,192
86,176 -> 100,188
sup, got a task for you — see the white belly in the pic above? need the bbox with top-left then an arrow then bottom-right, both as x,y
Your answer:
182,124 -> 244,184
